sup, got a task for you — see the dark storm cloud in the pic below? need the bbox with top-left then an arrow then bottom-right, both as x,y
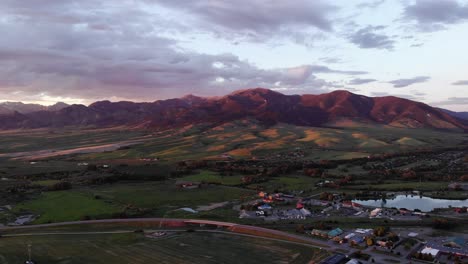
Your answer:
404,0 -> 468,30
452,80 -> 468,85
348,78 -> 377,85
388,76 -> 430,88
154,0 -> 337,43
0,0 -> 365,102
349,26 -> 395,50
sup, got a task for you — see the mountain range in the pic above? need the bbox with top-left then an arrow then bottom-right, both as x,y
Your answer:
0,101 -> 69,115
0,88 -> 466,131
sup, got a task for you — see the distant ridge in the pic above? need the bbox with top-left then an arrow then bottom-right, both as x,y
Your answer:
0,88 -> 465,131
0,101 -> 69,114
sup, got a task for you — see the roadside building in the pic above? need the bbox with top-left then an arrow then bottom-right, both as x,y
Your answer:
421,247 -> 440,257
299,208 -> 311,217
328,228 -> 344,238
257,204 -> 272,210
311,229 -> 329,238
369,208 -> 382,217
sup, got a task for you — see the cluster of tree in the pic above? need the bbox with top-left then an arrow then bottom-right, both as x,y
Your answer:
319,192 -> 335,201
47,181 -> 72,191
373,226 -> 389,237
432,218 -> 453,229
413,252 -> 434,262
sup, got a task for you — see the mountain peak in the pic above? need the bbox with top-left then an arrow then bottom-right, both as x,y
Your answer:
229,87 -> 282,96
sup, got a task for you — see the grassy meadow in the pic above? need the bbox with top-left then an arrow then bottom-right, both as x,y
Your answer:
0,232 -> 322,264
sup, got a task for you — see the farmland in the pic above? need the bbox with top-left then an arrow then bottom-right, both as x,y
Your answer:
0,231 -> 321,264
0,121 -> 466,162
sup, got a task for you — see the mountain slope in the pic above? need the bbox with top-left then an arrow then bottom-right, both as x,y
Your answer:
0,101 -> 69,114
438,108 -> 468,123
0,88 -> 465,131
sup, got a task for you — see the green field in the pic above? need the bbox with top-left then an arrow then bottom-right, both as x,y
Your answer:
14,191 -> 121,224
0,232 -> 321,264
88,182 -> 254,210
247,175 -> 321,193
11,181 -> 255,224
179,170 -> 243,186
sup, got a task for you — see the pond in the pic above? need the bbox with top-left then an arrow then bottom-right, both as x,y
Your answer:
353,195 -> 468,212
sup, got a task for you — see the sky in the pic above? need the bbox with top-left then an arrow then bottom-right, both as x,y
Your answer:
0,0 -> 467,111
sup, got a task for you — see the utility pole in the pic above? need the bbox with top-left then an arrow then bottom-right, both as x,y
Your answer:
28,243 -> 31,261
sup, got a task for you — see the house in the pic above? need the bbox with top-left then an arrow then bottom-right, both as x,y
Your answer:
284,209 -> 306,219
328,228 -> 344,238
377,240 -> 391,247
299,208 -> 311,217
296,202 -> 304,209
175,181 -> 200,189
262,196 -> 274,203
350,236 -> 365,244
342,201 -> 363,209
257,204 -> 272,210
420,247 -> 440,257
369,208 -> 382,217
399,208 -> 410,215
332,236 -> 344,243
454,207 -> 467,213
355,228 -> 372,234
345,233 -> 356,240
311,229 -> 329,238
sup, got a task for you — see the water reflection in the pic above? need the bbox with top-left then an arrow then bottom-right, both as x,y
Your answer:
353,195 -> 468,212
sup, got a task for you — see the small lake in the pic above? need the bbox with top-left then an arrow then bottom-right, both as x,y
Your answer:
353,195 -> 468,212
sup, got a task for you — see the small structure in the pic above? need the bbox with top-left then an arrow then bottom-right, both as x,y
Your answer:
345,233 -> 356,240
311,229 -> 329,238
257,204 -> 272,210
355,228 -> 372,234
454,207 -> 467,213
421,247 -> 440,257
299,208 -> 311,217
377,240 -> 391,248
369,208 -> 382,217
175,181 -> 200,189
350,236 -> 365,244
328,228 -> 344,238
296,202 -> 304,209
342,201 -> 363,209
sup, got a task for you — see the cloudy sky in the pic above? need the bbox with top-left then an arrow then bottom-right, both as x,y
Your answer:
0,0 -> 467,110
